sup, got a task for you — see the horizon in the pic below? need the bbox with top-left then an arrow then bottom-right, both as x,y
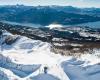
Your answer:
0,4 -> 100,8
0,0 -> 100,8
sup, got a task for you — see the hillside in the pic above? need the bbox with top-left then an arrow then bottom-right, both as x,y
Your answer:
0,24 -> 100,80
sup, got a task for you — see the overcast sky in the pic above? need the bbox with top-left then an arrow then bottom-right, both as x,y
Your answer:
0,0 -> 100,8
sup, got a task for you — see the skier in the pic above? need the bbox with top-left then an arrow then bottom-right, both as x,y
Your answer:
44,66 -> 48,74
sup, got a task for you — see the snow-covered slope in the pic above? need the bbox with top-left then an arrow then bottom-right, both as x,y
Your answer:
0,31 -> 100,80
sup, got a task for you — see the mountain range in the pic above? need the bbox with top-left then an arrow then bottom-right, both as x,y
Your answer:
0,5 -> 100,25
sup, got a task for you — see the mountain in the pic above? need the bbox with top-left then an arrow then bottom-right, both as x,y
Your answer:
0,5 -> 100,25
0,22 -> 100,80
1,21 -> 100,56
50,6 -> 100,16
1,21 -> 100,42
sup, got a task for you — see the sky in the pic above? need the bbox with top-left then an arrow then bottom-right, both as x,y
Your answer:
0,0 -> 100,8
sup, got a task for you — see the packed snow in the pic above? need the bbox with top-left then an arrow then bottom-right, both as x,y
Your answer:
0,31 -> 100,80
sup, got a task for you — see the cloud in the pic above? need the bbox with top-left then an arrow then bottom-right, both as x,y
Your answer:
0,0 -> 100,7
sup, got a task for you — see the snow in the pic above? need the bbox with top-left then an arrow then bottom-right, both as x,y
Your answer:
62,58 -> 100,80
0,31 -> 70,80
31,74 -> 60,80
0,31 -> 100,80
79,31 -> 100,38
46,24 -> 63,29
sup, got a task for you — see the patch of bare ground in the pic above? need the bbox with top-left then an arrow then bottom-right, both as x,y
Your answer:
51,40 -> 100,57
